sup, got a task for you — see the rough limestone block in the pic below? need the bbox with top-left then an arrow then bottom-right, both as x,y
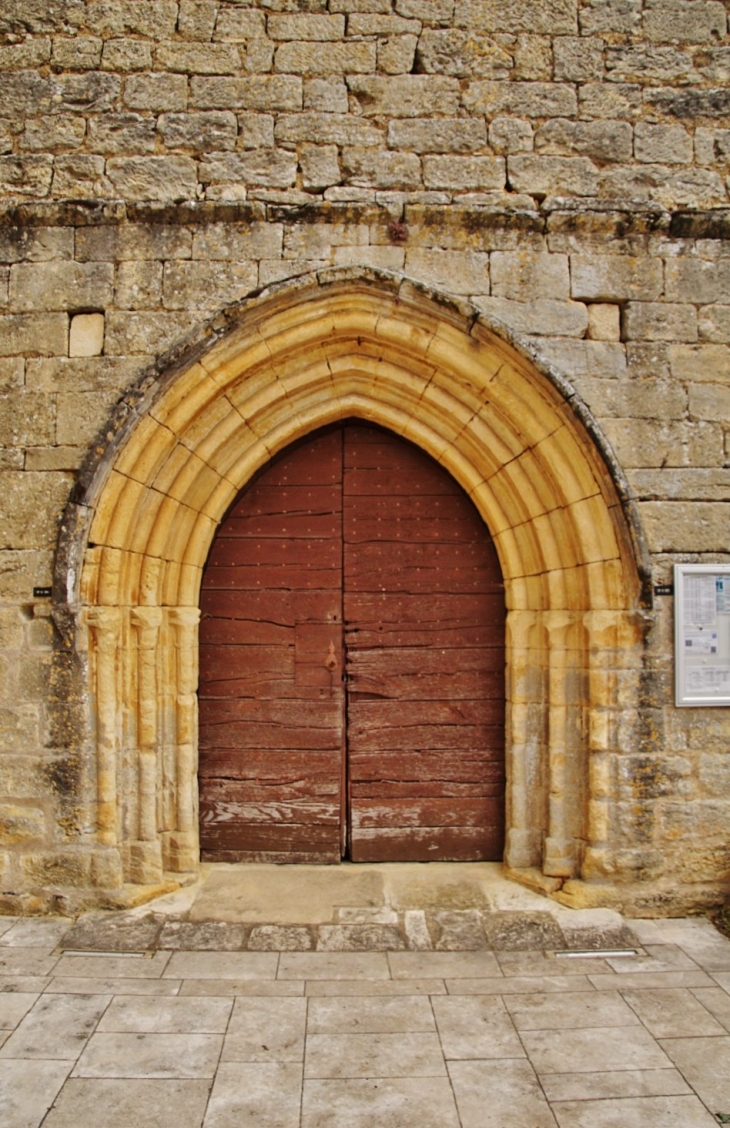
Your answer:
0,315 -> 68,357
488,117 -> 533,154
602,418 -> 723,468
643,0 -> 726,43
475,296 -> 589,337
570,255 -> 663,302
396,0 -> 453,19
101,38 -> 153,71
158,112 -> 238,152
623,302 -> 698,342
51,155 -> 112,198
534,119 -> 633,163
606,45 -> 696,84
665,258 -> 730,304
190,75 -> 303,112
635,123 -> 693,165
155,42 -> 241,75
104,311 -> 195,356
405,248 -> 490,295
587,304 -> 621,341
115,261 -> 162,310
69,313 -> 104,357
422,155 -> 505,190
513,34 -> 553,80
580,0 -> 642,35
304,79 -> 349,113
123,73 -> 189,112
106,156 -> 199,201
553,35 -> 604,82
269,14 -> 346,40
244,38 -> 275,75
0,392 -> 55,446
237,112 -> 275,149
0,156 -> 53,197
641,501 -> 730,552
0,472 -> 72,551
347,75 -> 460,117
464,81 -> 577,118
21,115 -> 86,153
699,305 -> 730,343
378,35 -> 418,75
275,41 -> 375,74
454,0 -> 578,35
416,29 -> 512,78
491,251 -> 570,301
162,261 -> 258,310
301,144 -> 341,190
276,112 -> 382,147
192,223 -> 282,261
213,9 -> 267,40
579,82 -> 642,119
86,113 -> 157,155
199,150 -> 297,189
76,224 -> 192,263
388,117 -> 486,153
349,14 -> 421,34
0,804 -> 46,845
342,147 -> 422,189
10,262 -> 113,313
507,154 -> 599,196
0,227 -> 73,264
177,0 -> 218,41
669,343 -> 730,384
688,383 -> 730,422
52,35 -> 103,69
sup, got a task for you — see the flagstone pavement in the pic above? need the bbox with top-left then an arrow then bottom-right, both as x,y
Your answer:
1,866 -> 730,1127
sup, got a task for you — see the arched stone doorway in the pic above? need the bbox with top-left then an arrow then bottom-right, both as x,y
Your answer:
62,269 -> 648,897
198,420 -> 507,864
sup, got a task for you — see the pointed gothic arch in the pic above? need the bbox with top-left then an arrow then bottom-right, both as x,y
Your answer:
59,269 -> 648,895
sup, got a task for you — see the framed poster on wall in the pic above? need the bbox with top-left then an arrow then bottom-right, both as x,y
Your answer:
675,564 -> 730,706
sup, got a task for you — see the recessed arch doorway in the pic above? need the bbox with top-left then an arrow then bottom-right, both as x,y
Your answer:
198,421 -> 506,864
66,269 -> 648,897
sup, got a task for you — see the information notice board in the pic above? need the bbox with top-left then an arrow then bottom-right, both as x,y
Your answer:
675,564 -> 730,706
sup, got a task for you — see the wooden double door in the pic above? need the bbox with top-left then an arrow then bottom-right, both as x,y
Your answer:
198,423 -> 505,864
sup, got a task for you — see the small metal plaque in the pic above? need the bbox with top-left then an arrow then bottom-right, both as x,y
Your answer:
33,586 -> 52,598
654,584 -> 674,596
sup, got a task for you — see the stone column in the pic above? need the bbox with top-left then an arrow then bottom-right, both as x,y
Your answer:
543,611 -> 581,878
129,607 -> 164,884
503,609 -> 546,870
86,608 -> 122,849
166,606 -> 201,873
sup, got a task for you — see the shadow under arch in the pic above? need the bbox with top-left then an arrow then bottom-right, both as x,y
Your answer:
55,268 -> 650,897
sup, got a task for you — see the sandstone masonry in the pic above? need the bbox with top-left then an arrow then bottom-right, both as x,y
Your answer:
0,0 -> 728,916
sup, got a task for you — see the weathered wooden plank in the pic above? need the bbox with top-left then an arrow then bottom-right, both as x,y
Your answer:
350,798 -> 498,829
347,646 -> 504,674
207,537 -> 341,568
200,822 -> 341,854
348,698 -> 504,727
346,671 -> 503,700
200,590 -> 339,623
348,751 -> 504,784
198,748 -> 341,782
201,848 -> 341,864
349,825 -> 503,863
350,776 -> 505,799
200,797 -> 340,826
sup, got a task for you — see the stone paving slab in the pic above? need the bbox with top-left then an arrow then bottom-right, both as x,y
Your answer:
0,920 -> 727,1127
0,866 -> 729,1127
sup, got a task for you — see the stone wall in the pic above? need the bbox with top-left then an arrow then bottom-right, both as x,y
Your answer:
0,0 -> 728,915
